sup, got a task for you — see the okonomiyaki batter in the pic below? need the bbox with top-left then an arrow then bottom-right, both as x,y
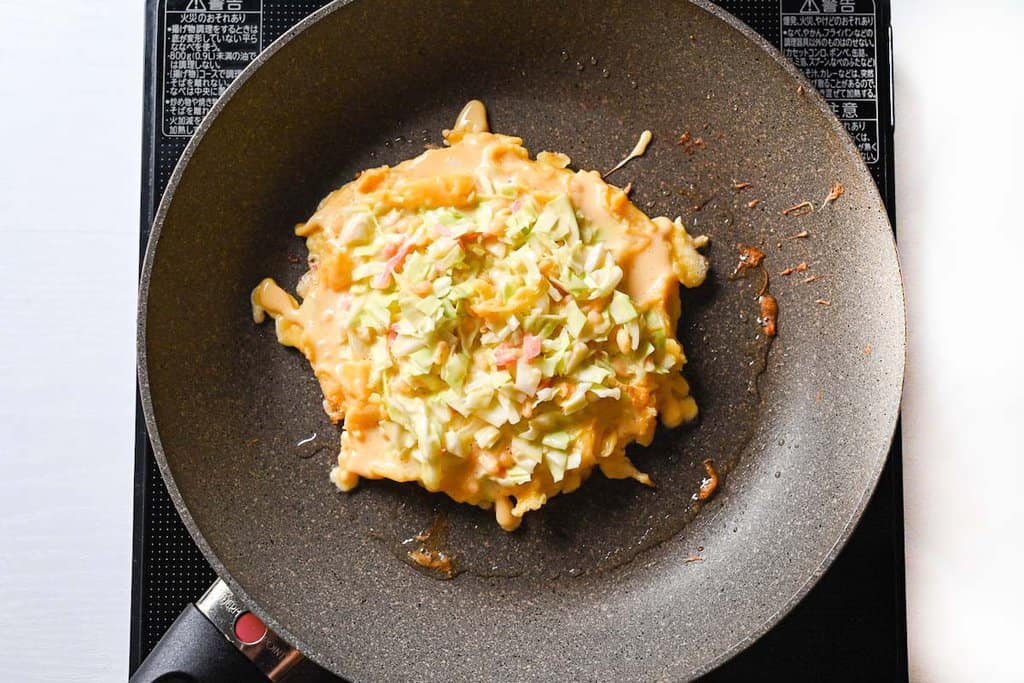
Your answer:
252,101 -> 708,530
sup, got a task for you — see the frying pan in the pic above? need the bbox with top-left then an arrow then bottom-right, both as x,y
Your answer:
135,0 -> 905,680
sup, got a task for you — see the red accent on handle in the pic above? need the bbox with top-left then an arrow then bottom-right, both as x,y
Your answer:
233,612 -> 268,645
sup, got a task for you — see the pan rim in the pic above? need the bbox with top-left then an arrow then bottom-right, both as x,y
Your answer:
136,0 -> 907,679
652,8 -> 907,680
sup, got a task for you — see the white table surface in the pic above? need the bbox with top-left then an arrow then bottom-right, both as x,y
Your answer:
1,0 -> 1021,680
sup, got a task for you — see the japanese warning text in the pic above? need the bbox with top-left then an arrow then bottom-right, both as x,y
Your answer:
162,0 -> 262,137
780,0 -> 880,163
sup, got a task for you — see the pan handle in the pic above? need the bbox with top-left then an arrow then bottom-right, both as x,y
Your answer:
130,580 -> 303,683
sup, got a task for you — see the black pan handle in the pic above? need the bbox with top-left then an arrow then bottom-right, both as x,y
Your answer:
130,580 -> 303,683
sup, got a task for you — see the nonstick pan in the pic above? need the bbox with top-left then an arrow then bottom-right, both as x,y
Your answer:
135,1 -> 905,680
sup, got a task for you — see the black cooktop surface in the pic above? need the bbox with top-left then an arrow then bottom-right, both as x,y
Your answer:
132,1 -> 905,679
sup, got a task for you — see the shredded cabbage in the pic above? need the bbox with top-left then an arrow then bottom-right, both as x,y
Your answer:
312,190 -> 692,484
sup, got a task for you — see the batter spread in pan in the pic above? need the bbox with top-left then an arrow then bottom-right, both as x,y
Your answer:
253,101 -> 708,530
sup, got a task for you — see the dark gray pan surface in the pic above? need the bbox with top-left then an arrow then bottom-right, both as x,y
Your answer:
139,1 -> 905,680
